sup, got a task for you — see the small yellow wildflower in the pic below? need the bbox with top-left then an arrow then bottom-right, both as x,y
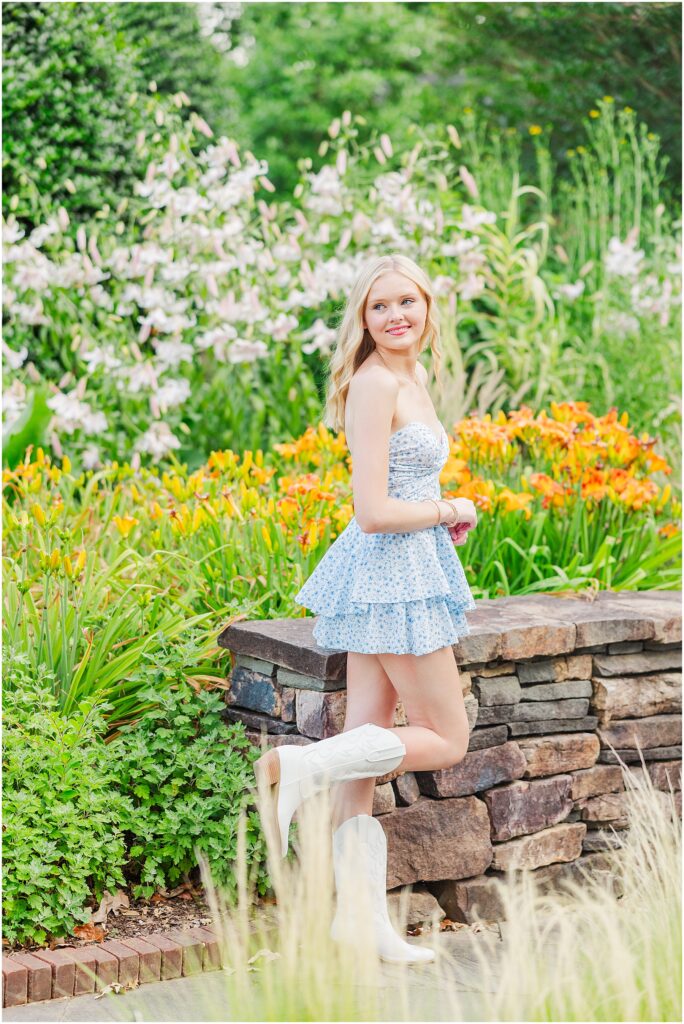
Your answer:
589,109 -> 600,118
261,525 -> 273,553
113,515 -> 139,538
528,124 -> 543,136
602,95 -> 614,103
31,503 -> 46,527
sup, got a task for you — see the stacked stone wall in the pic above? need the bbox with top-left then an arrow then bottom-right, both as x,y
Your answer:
218,590 -> 682,924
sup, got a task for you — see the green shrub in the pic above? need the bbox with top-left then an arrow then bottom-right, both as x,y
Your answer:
2,653 -> 131,946
109,680 -> 270,900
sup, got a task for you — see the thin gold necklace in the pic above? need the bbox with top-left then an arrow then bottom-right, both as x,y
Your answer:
375,349 -> 419,386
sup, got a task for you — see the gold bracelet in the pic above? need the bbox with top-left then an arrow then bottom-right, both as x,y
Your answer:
447,499 -> 460,524
424,498 -> 441,526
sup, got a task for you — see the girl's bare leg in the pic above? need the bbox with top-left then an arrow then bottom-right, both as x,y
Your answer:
331,645 -> 469,830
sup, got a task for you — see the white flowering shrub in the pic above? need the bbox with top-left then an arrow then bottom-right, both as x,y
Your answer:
3,92 -> 681,471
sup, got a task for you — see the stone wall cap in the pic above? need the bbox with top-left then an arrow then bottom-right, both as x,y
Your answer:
218,591 -> 681,673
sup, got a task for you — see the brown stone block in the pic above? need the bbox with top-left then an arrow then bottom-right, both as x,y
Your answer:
468,725 -> 509,751
593,652 -> 682,676
477,698 -> 590,726
578,791 -> 631,825
430,873 -> 507,924
4,953 -> 51,1003
280,687 -> 296,722
218,616 -> 347,682
295,688 -> 347,738
225,706 -> 297,735
582,828 -> 625,852
472,674 -> 521,706
508,715 -> 599,737
599,714 -> 682,751
592,674 -> 682,724
570,764 -> 624,801
593,590 -> 681,644
626,759 -> 681,792
471,661 -> 517,678
372,782 -> 396,815
141,933 -> 183,980
490,821 -> 586,871
382,796 -> 492,888
228,664 -> 283,716
517,654 -> 593,684
29,949 -> 75,999
117,937 -> 162,984
522,680 -> 592,702
2,957 -> 27,1007
416,742 -> 526,798
395,771 -> 420,806
517,733 -> 600,778
484,775 -> 574,841
598,744 -> 682,764
386,888 -> 445,931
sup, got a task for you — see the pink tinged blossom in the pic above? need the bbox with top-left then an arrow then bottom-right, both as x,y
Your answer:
447,124 -> 462,149
338,227 -> 352,252
2,380 -> 27,431
2,342 -> 28,370
135,420 -> 182,458
124,362 -> 159,394
557,281 -> 585,301
273,240 -> 301,263
46,389 -> 108,436
300,318 -> 336,355
459,166 -> 479,199
458,204 -> 497,231
192,114 -> 214,138
29,218 -> 59,247
153,339 -> 194,370
459,273 -> 486,301
380,133 -> 393,159
156,377 -> 191,411
328,117 -> 341,139
13,263 -> 51,291
604,235 -> 644,276
227,339 -> 269,363
82,446 -> 101,470
336,149 -> 348,176
3,217 -> 25,244
11,300 -> 49,325
76,227 -> 87,252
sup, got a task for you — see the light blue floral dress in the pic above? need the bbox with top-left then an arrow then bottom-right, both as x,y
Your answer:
294,421 -> 477,656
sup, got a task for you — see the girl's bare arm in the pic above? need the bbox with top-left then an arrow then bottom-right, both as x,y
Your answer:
348,368 -> 453,534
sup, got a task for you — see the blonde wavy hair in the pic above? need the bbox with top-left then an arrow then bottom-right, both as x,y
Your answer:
322,252 -> 443,432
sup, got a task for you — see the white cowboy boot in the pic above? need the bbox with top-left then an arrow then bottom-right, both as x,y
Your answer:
330,813 -> 436,964
254,722 -> 406,859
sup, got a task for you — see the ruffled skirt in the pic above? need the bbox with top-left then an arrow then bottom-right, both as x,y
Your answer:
294,517 -> 477,656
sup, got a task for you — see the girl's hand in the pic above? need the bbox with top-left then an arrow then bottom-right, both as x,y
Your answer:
447,521 -> 472,546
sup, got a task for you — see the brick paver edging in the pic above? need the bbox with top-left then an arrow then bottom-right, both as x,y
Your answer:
1,925 -> 223,1007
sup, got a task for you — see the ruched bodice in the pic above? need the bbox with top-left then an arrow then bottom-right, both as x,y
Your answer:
386,421 -> 448,502
294,420 -> 476,656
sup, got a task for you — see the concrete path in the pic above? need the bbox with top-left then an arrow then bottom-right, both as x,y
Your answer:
4,928 -> 504,1022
